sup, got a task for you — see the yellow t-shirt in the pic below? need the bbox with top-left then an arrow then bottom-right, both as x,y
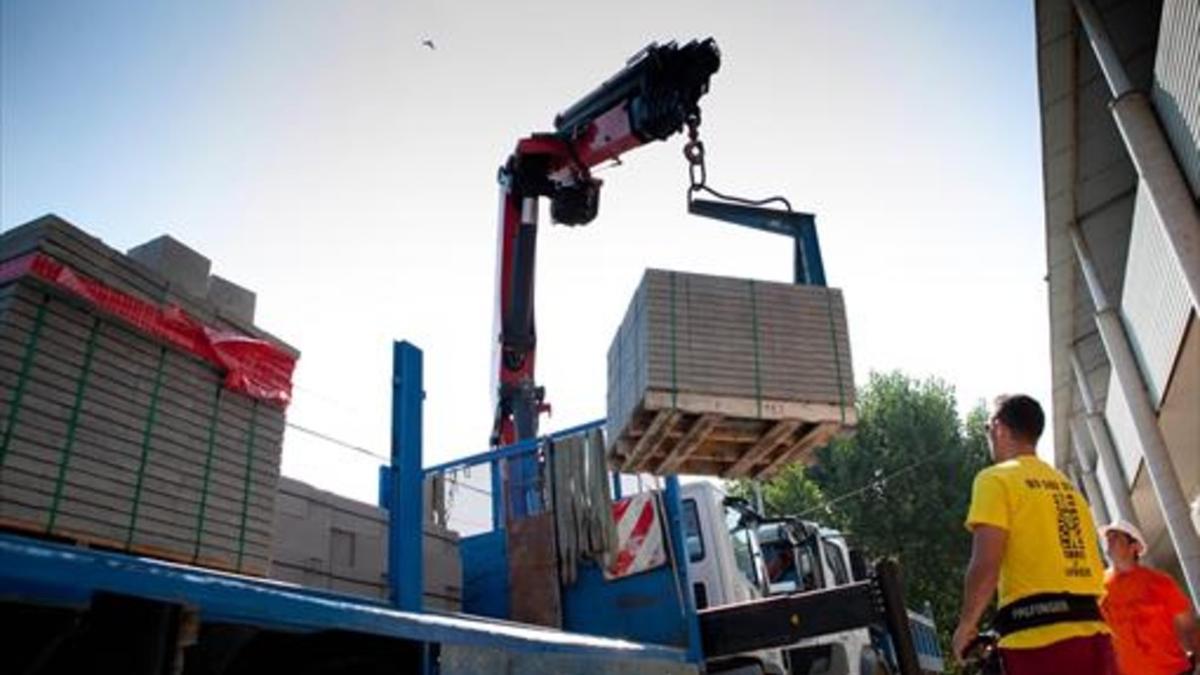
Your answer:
965,455 -> 1109,649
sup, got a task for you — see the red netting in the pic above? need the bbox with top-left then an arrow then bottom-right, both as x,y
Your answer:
0,252 -> 296,406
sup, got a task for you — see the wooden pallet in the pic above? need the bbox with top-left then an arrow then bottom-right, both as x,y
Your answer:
0,514 -> 268,577
608,389 -> 854,479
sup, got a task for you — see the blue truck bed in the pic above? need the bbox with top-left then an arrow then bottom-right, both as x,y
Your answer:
0,532 -> 695,674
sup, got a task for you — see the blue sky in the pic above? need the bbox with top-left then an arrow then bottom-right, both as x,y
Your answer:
2,1 -> 1046,506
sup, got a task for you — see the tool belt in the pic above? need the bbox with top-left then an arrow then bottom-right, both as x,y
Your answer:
994,593 -> 1102,637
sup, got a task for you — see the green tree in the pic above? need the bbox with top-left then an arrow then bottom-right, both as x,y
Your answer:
741,371 -> 991,665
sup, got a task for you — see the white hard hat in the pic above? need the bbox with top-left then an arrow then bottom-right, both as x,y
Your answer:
1099,520 -> 1147,553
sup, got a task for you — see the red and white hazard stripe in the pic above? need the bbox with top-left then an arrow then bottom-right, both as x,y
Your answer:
604,492 -> 667,580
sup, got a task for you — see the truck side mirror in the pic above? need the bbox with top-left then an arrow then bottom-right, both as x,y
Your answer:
849,549 -> 869,582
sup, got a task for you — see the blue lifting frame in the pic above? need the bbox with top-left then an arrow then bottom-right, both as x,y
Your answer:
687,198 -> 827,287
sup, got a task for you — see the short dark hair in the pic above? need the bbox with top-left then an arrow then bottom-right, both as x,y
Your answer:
992,394 -> 1045,445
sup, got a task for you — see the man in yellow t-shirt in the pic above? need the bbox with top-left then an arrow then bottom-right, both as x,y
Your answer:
952,394 -> 1117,674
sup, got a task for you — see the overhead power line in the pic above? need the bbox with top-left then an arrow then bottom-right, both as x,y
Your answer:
285,422 -> 390,462
793,446 -> 967,519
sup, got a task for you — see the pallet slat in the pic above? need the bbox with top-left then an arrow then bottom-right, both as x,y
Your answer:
621,409 -> 680,472
757,422 -> 841,479
722,419 -> 801,478
655,413 -> 722,474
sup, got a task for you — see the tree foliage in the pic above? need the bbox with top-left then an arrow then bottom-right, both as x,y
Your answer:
734,371 -> 991,661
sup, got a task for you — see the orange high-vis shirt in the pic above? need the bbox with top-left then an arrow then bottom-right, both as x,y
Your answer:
1101,565 -> 1192,675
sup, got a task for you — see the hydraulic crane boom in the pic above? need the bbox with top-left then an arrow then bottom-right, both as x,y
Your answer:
491,39 -> 720,516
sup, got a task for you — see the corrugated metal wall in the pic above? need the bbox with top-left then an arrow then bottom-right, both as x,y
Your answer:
1100,0 -> 1200,491
1120,183 -> 1194,404
1152,0 -> 1200,198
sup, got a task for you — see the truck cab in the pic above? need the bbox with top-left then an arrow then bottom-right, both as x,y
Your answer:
757,518 -> 877,675
676,482 -> 943,675
681,482 -> 768,609
757,517 -> 944,675
679,482 -> 786,674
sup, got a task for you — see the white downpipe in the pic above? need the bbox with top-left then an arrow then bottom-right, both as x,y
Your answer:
1070,350 -> 1139,526
1068,420 -> 1112,527
1072,0 -> 1132,96
1073,0 -> 1200,312
1071,223 -> 1200,607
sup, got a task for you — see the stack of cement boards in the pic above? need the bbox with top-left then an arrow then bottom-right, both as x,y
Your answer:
607,269 -> 856,479
0,214 -> 297,575
271,476 -> 462,612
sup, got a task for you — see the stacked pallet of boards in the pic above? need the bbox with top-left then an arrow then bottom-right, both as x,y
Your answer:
0,214 -> 298,575
607,269 -> 855,479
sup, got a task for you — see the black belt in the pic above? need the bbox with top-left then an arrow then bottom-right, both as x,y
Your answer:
994,593 -> 1102,637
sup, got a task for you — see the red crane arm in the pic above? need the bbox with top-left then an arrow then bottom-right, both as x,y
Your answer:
492,39 -> 720,456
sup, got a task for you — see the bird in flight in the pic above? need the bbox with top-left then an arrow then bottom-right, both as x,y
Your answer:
422,39 -> 436,50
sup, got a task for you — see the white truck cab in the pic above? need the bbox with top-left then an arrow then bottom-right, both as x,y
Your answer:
757,515 -> 944,675
680,481 -> 787,674
676,482 -> 943,675
680,481 -> 766,608
758,519 -> 878,675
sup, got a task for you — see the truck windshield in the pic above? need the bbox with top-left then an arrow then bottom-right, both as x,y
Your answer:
762,540 -> 797,586
762,537 -> 818,592
796,543 -> 818,590
682,499 -> 704,562
823,540 -> 850,586
724,506 -> 759,588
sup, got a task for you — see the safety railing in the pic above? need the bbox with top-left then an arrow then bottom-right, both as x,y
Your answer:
422,418 -> 609,535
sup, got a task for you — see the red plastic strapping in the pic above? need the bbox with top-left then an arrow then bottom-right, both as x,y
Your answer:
0,252 -> 296,407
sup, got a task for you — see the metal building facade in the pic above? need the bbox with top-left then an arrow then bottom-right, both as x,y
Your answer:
1035,0 -> 1199,593
1153,0 -> 1200,197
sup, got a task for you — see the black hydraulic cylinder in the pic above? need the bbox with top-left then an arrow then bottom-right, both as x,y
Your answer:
554,39 -> 720,142
503,214 -> 538,355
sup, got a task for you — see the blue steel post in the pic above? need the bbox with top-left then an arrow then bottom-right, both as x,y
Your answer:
491,458 -> 504,530
390,341 -> 424,612
797,220 -> 827,287
378,465 -> 393,509
663,476 -> 704,665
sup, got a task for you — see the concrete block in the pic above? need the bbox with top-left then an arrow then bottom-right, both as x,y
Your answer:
3,215 -> 299,359
126,235 -> 212,301
206,275 -> 256,325
1,216 -> 169,303
271,476 -> 462,610
0,282 -> 284,574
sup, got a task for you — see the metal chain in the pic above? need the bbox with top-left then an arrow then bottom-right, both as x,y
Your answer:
682,111 -> 793,212
683,113 -> 706,192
